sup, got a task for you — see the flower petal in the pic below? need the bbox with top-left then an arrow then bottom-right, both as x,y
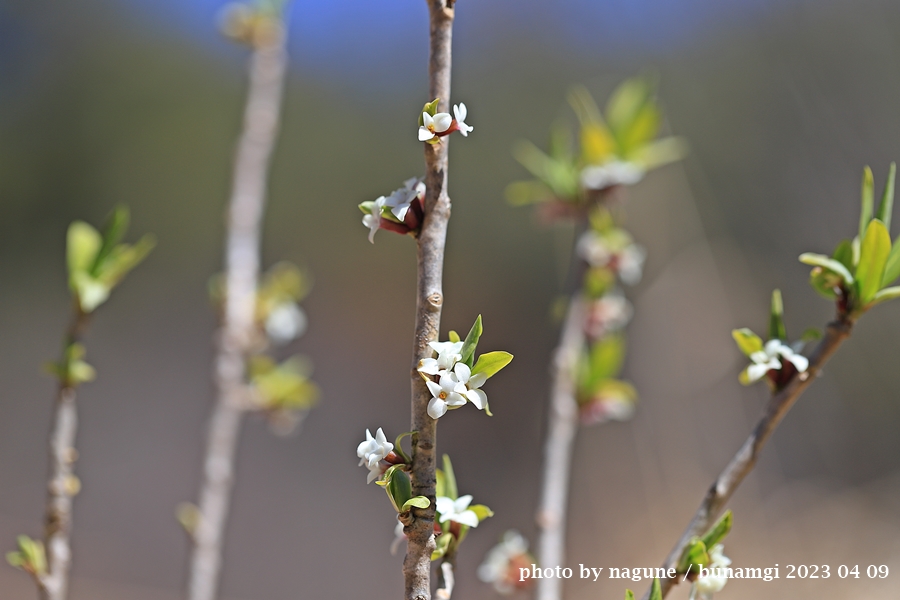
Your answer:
428,397 -> 447,419
419,126 -> 435,142
465,388 -> 488,410
455,509 -> 480,528
433,112 -> 452,133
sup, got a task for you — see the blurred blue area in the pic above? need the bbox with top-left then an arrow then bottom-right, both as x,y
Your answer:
118,0 -> 790,79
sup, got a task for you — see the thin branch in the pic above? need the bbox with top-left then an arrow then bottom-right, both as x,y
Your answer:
186,24 -> 288,600
535,296 -> 585,600
404,2 -> 454,599
645,315 -> 855,600
39,310 -> 90,600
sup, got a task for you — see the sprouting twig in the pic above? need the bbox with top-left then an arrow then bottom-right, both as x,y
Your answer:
535,297 -> 586,600
644,315 -> 854,599
187,22 -> 289,600
39,310 -> 90,600
403,2 -> 455,599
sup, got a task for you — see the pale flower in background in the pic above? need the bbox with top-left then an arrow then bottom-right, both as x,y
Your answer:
690,544 -> 732,600
264,302 -> 306,344
478,530 -> 534,595
581,160 -> 644,190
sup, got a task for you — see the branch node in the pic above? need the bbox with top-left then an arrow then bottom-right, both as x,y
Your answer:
427,292 -> 443,309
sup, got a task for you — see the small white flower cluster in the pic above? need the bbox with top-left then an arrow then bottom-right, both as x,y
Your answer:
581,160 -> 644,191
418,341 -> 488,419
585,291 -> 633,339
742,339 -> 809,384
362,178 -> 426,244
690,544 -> 732,600
264,302 -> 307,345
577,229 -> 647,286
418,103 -> 473,142
478,530 -> 533,595
580,387 -> 636,425
356,427 -> 394,484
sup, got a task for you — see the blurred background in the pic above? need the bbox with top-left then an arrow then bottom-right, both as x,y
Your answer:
2,0 -> 900,598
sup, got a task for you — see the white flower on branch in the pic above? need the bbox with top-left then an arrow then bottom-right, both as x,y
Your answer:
357,428 -> 394,483
384,177 -> 426,222
418,340 -> 464,377
577,230 -> 647,285
453,103 -> 473,137
451,362 -> 488,410
690,544 -> 732,600
426,373 -> 468,419
585,291 -> 633,339
419,111 -> 453,142
435,494 -> 480,528
362,196 -> 387,243
741,339 -> 809,384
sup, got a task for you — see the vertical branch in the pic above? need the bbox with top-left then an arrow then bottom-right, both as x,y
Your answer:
40,311 -> 90,600
645,316 -> 854,600
404,2 -> 454,599
535,297 -> 585,600
187,23 -> 288,600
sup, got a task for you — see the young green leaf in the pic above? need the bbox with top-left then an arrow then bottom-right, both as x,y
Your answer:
860,166 -> 874,241
876,162 -> 896,232
856,219 -> 891,304
67,221 -> 102,276
469,504 -> 494,521
625,591 -> 636,600
431,530 -> 452,561
799,253 -> 854,285
459,315 -> 483,368
677,538 -> 709,574
442,455 -> 458,501
882,241 -> 900,286
870,286 -> 900,307
649,578 -> 663,600
701,510 -> 733,549
92,205 -> 130,275
385,467 -> 413,513
401,496 -> 430,512
832,239 -> 855,271
731,328 -> 763,357
769,289 -> 787,341
470,351 -> 514,380
448,330 -> 461,343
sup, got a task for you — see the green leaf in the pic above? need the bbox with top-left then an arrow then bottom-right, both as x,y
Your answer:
358,200 -> 377,214
435,469 -> 446,499
393,431 -> 413,464
606,77 -> 652,142
92,206 -> 130,275
67,221 -> 102,276
385,466 -> 413,513
505,180 -> 554,206
459,315 -> 483,368
860,166 -> 874,241
800,328 -> 822,343
731,328 -> 763,357
469,504 -> 494,521
630,136 -> 688,171
625,591 -> 635,600
677,538 -> 709,574
877,162 -> 896,232
768,289 -> 787,341
401,496 -> 430,511
870,286 -> 900,307
649,578 -> 662,600
448,330 -> 460,343
701,510 -> 733,549
857,219 -> 891,304
419,98 -> 440,126
431,530 -> 452,561
441,455 -> 458,500
799,253 -> 854,285
832,239 -> 855,272
882,240 -> 900,286
70,272 -> 110,313
470,351 -> 513,380
97,234 -> 156,285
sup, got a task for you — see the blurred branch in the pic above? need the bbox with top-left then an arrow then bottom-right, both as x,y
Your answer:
187,19 -> 289,600
646,315 -> 854,599
39,309 -> 90,600
404,2 -> 454,599
535,296 -> 585,600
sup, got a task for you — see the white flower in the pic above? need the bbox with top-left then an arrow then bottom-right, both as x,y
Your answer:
362,196 -> 386,243
357,428 -> 394,483
576,231 -> 646,285
453,103 -> 473,137
435,495 -> 480,528
478,530 -> 531,594
585,292 -> 633,339
690,544 -> 731,600
264,302 -> 307,344
581,160 -> 644,190
418,340 -> 464,376
451,362 -> 488,410
617,244 -> 647,285
418,111 -> 453,142
426,372 -> 467,419
743,339 -> 809,384
384,177 -> 425,221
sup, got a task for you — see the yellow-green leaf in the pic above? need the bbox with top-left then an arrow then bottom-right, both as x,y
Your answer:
857,219 -> 891,304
